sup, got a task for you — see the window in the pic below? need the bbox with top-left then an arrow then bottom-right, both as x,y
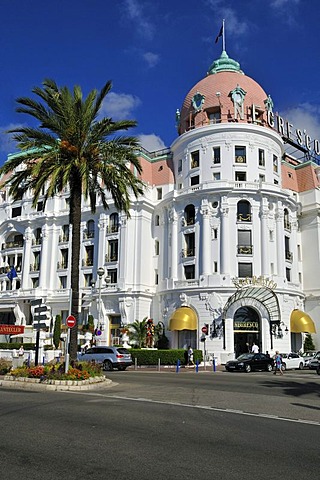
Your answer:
235,172 -> 246,182
237,230 -> 252,255
190,176 -> 199,186
58,248 -> 68,269
183,233 -> 195,257
155,215 -> 160,226
178,159 -> 182,173
32,251 -> 41,271
59,276 -> 67,289
84,273 -> 93,287
284,209 -> 291,231
34,228 -> 42,245
213,172 -> 221,181
286,268 -> 291,282
238,263 -> 252,278
12,206 -> 22,218
184,204 -> 195,226
155,240 -> 159,256
258,149 -> 265,167
108,213 -> 119,233
191,151 -> 200,169
235,146 -> 246,163
273,155 -> 278,173
213,147 -> 221,164
84,245 -> 94,266
107,240 -> 118,262
285,236 -> 292,261
237,200 -> 252,222
155,270 -> 159,285
208,109 -> 221,124
86,220 -> 95,238
214,261 -> 218,273
61,225 -> 69,242
213,228 -> 218,239
157,188 -> 162,200
107,269 -> 117,284
184,265 -> 195,280
37,201 -> 44,212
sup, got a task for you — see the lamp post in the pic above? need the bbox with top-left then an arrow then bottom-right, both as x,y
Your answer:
96,267 -> 105,344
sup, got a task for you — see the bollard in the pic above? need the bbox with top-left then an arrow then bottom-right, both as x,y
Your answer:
176,359 -> 180,373
135,357 -> 138,370
213,357 -> 216,372
196,360 -> 199,373
158,358 -> 161,372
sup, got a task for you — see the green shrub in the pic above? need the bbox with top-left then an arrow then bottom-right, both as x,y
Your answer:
0,359 -> 12,375
304,334 -> 315,351
130,349 -> 203,366
53,315 -> 62,349
0,343 -> 35,350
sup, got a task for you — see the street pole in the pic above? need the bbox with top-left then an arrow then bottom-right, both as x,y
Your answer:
97,267 -> 105,344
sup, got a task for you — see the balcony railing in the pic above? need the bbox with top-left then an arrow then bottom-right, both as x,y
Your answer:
284,221 -> 291,232
57,261 -> 68,269
82,258 -> 94,267
30,263 -> 40,272
182,218 -> 195,227
181,248 -> 195,258
32,238 -> 42,246
59,235 -> 69,243
2,240 -> 24,249
105,254 -> 118,263
83,232 -> 95,240
237,213 -> 252,222
106,225 -> 119,234
237,245 -> 253,255
285,250 -> 293,262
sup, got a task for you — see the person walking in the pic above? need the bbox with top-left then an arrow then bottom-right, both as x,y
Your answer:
274,351 -> 283,375
251,342 -> 259,353
187,345 -> 195,367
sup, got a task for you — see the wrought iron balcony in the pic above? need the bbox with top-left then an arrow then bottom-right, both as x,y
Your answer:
59,235 -> 69,243
285,250 -> 293,262
237,245 -> 253,255
83,231 -> 95,240
82,258 -> 94,267
57,261 -> 68,270
181,248 -> 195,258
284,221 -> 291,232
30,263 -> 40,272
105,254 -> 118,263
2,240 -> 24,249
237,213 -> 252,222
32,238 -> 42,246
106,225 -> 119,234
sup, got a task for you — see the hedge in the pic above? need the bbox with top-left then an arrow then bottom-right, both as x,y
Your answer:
130,349 -> 203,366
0,343 -> 36,350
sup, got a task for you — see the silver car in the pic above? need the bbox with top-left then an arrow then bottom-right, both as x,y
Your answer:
308,351 -> 320,371
77,346 -> 133,371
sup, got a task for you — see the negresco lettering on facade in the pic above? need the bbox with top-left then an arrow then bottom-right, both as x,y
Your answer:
232,276 -> 277,290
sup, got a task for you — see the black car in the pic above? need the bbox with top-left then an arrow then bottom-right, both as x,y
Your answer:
225,353 -> 274,373
308,351 -> 320,370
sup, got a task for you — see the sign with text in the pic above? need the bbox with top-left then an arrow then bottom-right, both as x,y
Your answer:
0,325 -> 25,335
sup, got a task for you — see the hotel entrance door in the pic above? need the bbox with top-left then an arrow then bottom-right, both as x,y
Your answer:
233,306 -> 261,357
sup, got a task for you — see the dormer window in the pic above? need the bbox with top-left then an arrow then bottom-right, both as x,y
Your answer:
207,108 -> 221,124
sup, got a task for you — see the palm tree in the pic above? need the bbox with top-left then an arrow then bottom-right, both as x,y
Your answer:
0,79 -> 145,360
127,318 -> 148,348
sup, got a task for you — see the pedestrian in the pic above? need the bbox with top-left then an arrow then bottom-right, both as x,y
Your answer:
251,342 -> 259,353
187,345 -> 195,367
274,351 -> 283,375
18,345 -> 24,357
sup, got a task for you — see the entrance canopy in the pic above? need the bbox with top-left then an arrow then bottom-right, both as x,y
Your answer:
168,307 -> 197,331
223,286 -> 281,324
290,310 -> 316,333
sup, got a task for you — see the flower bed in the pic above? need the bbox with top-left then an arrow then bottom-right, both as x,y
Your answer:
9,361 -> 102,382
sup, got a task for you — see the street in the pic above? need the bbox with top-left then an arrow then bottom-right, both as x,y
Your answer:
0,369 -> 319,480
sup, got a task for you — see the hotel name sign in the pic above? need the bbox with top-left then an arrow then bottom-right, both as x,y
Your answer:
251,105 -> 320,154
0,324 -> 25,335
232,276 -> 277,290
234,321 -> 259,331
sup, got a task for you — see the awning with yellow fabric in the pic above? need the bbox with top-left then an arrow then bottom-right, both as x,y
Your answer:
168,307 -> 198,331
290,310 -> 316,333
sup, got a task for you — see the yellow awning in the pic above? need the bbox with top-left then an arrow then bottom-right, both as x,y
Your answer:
168,307 -> 198,331
290,310 -> 316,333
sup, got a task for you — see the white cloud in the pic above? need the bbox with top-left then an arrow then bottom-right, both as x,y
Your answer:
143,52 -> 160,68
122,0 -> 154,40
138,134 -> 166,152
281,104 -> 320,141
101,92 -> 141,120
205,0 -> 248,37
271,0 -> 300,8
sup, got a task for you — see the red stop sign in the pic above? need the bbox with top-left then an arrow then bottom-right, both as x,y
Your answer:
66,315 -> 76,328
201,325 -> 208,334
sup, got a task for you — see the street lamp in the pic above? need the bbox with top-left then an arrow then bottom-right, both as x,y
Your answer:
97,267 -> 105,334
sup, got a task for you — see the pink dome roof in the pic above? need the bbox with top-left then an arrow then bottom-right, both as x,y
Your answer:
178,51 -> 270,135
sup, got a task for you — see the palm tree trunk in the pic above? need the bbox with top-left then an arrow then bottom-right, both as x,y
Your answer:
69,171 -> 82,361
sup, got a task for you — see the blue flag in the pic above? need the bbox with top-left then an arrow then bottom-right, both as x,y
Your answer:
7,266 -> 17,281
215,24 -> 223,43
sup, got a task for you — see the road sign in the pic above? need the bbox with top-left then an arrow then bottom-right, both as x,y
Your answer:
30,299 -> 42,306
34,306 -> 48,313
33,322 -> 48,329
34,314 -> 49,321
201,324 -> 209,334
66,315 -> 76,328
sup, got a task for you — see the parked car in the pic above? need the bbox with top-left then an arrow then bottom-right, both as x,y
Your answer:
225,353 -> 274,373
308,351 -> 320,370
301,351 -> 317,368
278,353 -> 304,371
77,346 -> 133,371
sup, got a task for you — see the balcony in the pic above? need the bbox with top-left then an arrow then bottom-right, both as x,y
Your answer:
32,238 -> 42,246
237,245 -> 253,255
57,261 -> 68,270
284,221 -> 291,232
59,235 -> 69,243
182,218 -> 195,227
105,254 -> 118,263
285,250 -> 293,262
30,263 -> 40,272
82,258 -> 94,267
2,240 -> 24,250
237,213 -> 252,222
181,248 -> 195,258
83,231 -> 95,240
106,225 -> 119,234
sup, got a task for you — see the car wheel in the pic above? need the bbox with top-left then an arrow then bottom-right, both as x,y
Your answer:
103,360 -> 113,371
245,364 -> 251,373
266,363 -> 273,372
281,363 -> 286,371
298,362 -> 304,370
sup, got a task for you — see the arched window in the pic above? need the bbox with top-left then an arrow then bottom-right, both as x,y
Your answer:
237,200 -> 252,222
109,213 -> 119,233
184,204 -> 195,226
87,220 -> 95,238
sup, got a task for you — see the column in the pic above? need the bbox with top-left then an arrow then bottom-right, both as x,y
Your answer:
21,227 -> 32,289
275,206 -> 284,278
220,202 -> 229,275
39,224 -> 49,289
291,217 -> 299,284
97,213 -> 107,268
168,206 -> 178,280
260,205 -> 269,276
200,200 -> 211,276
118,214 -> 128,289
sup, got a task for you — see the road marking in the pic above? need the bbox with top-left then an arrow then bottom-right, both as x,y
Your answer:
67,391 -> 320,427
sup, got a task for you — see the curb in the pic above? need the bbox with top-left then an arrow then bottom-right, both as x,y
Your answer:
0,375 -> 113,392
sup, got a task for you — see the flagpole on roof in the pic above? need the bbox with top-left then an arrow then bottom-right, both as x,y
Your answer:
222,19 -> 225,51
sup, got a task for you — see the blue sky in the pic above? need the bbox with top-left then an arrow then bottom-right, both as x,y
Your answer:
0,0 -> 319,161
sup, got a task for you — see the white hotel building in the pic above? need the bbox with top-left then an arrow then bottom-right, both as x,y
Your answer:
0,50 -> 319,363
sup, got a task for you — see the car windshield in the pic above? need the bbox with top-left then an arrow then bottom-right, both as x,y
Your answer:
302,352 -> 315,357
236,354 -> 254,361
116,348 -> 130,354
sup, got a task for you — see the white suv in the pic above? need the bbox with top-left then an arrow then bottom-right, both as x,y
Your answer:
78,346 -> 133,371
279,353 -> 304,371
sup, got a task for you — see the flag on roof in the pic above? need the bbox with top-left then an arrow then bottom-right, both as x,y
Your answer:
215,24 -> 224,43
